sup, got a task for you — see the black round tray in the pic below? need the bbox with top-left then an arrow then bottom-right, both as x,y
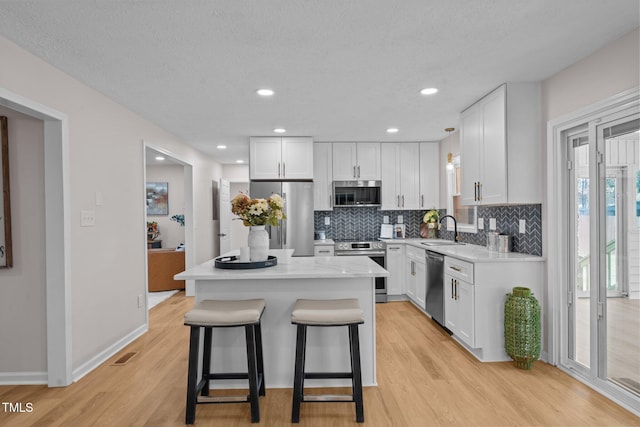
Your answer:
214,255 -> 278,269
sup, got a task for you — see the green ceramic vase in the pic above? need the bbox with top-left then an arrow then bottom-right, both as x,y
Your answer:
504,287 -> 541,370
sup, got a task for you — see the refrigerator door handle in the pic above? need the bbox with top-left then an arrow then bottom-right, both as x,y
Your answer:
282,192 -> 287,245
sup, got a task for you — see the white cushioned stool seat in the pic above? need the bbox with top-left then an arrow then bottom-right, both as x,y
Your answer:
292,298 -> 364,326
184,299 -> 265,327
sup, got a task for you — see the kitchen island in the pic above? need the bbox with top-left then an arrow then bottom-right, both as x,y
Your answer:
174,250 -> 389,388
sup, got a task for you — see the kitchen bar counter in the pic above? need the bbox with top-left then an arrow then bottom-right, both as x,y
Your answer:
175,250 -> 388,389
381,238 -> 544,262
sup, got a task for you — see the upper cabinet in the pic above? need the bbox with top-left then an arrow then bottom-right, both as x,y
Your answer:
419,142 -> 439,210
332,142 -> 381,180
459,83 -> 541,205
313,142 -> 333,210
249,137 -> 314,180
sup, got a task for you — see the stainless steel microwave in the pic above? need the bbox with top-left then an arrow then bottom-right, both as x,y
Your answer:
332,180 -> 382,207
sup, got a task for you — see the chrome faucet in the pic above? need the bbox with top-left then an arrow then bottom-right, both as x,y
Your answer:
440,215 -> 459,242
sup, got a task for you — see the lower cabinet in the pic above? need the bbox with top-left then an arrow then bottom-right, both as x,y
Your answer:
444,272 -> 475,348
406,245 -> 426,309
314,245 -> 334,256
386,244 -> 405,295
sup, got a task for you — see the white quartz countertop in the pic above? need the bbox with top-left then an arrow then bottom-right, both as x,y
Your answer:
314,239 -> 335,245
382,238 -> 544,263
175,249 -> 389,280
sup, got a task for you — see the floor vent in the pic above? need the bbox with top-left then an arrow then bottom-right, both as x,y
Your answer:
112,352 -> 137,366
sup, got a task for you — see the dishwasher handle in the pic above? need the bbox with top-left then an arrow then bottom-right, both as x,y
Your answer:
426,251 -> 444,262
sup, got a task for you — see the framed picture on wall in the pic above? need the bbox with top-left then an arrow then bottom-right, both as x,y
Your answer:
0,116 -> 12,268
146,182 -> 169,215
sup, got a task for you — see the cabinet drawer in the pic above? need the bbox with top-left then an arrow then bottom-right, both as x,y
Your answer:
444,257 -> 474,283
406,244 -> 425,261
314,246 -> 334,256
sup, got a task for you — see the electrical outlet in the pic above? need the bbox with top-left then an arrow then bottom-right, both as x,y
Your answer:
324,216 -> 330,226
489,218 -> 497,230
137,295 -> 144,308
519,219 -> 526,234
477,218 -> 484,229
81,210 -> 95,227
397,215 -> 403,224
383,215 -> 389,224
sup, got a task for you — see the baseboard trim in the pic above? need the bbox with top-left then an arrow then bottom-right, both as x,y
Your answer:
0,371 -> 48,385
72,323 -> 148,382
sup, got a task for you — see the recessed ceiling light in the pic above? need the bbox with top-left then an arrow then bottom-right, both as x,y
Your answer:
236,160 -> 245,164
387,128 -> 399,134
420,88 -> 438,95
274,128 -> 286,133
256,89 -> 274,96
155,156 -> 165,161
216,145 -> 227,149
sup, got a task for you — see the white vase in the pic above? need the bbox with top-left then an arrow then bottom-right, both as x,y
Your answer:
248,225 -> 269,262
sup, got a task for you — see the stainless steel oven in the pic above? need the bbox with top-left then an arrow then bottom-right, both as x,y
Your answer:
334,240 -> 387,303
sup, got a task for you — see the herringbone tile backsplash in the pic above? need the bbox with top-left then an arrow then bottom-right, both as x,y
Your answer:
314,204 -> 542,256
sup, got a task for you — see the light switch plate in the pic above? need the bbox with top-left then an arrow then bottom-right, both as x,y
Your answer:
477,218 -> 484,229
397,215 -> 403,224
489,218 -> 497,230
324,216 -> 330,225
81,210 -> 95,227
383,215 -> 389,224
519,219 -> 526,234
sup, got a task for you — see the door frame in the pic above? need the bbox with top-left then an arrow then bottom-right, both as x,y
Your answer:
0,88 -> 72,387
142,141 -> 196,297
547,86 -> 639,414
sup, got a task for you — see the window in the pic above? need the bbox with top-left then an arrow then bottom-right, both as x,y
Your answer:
447,155 -> 477,233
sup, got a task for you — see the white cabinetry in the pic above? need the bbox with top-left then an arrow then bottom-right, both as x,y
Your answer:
381,143 -> 420,210
314,244 -> 335,256
406,245 -> 426,309
250,137 -> 314,180
313,143 -> 333,210
332,142 -> 381,180
460,83 -> 541,205
444,258 -> 475,348
419,142 -> 439,210
443,255 -> 543,361
386,243 -> 405,295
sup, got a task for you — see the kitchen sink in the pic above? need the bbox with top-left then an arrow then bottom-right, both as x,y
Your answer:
420,240 -> 464,247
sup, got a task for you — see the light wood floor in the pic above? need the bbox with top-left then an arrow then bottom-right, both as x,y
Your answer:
1,292 -> 638,426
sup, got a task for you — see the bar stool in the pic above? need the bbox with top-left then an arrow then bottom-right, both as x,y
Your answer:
290,298 -> 365,423
184,299 -> 266,424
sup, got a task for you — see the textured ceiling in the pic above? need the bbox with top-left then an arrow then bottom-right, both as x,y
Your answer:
0,1 -> 638,164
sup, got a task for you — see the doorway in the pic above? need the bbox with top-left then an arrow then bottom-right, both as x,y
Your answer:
563,106 -> 640,402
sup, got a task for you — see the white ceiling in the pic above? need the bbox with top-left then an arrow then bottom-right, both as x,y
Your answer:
0,1 -> 637,164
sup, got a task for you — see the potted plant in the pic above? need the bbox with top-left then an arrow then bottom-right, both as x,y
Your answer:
421,210 -> 439,239
231,193 -> 286,261
147,221 -> 159,240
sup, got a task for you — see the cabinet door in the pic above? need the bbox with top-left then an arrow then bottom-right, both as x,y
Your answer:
444,273 -> 458,332
313,143 -> 333,210
460,105 -> 482,205
332,143 -> 357,180
456,279 -> 475,348
405,259 -> 417,300
250,137 -> 282,180
478,86 -> 507,204
380,144 -> 399,210
414,260 -> 426,310
386,244 -> 405,295
355,142 -> 381,180
282,137 -> 314,179
398,143 -> 420,210
419,142 -> 439,209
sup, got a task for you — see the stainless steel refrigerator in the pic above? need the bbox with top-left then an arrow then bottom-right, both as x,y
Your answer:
249,181 -> 314,256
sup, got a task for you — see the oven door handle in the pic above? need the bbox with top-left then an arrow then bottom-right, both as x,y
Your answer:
335,251 -> 386,257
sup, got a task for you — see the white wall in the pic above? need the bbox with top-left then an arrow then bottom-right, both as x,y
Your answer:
0,35 -> 222,377
146,165 -> 185,249
0,107 -> 47,374
222,164 -> 249,182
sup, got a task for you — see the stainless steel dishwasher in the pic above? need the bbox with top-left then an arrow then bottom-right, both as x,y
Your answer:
425,251 -> 446,329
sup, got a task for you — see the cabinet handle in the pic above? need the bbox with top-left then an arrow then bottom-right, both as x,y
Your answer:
474,182 -> 478,201
450,265 -> 462,272
318,250 -> 330,254
389,247 -> 400,251
402,195 -> 404,207
283,162 -> 286,177
421,195 -> 424,207
278,162 -> 281,177
329,194 -> 332,207
451,279 -> 454,300
353,165 -> 357,178
397,195 -> 400,208
478,182 -> 481,201
455,280 -> 459,300
411,260 -> 415,275
357,165 -> 361,178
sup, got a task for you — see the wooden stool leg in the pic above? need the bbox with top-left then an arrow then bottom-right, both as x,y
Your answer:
185,326 -> 200,424
349,324 -> 364,423
291,324 -> 307,423
245,324 -> 260,423
201,327 -> 212,397
254,321 -> 266,396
